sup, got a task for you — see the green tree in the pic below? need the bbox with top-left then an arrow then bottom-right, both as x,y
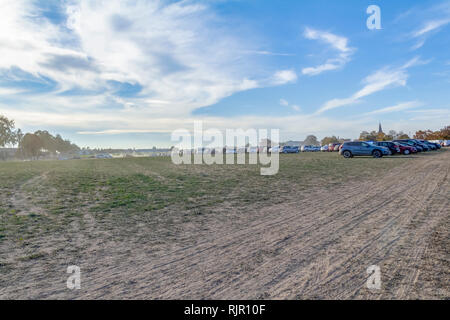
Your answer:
34,130 -> 57,153
15,129 -> 24,146
21,133 -> 43,159
321,136 -> 339,146
397,133 -> 410,139
304,135 -> 319,146
359,131 -> 377,141
376,132 -> 393,141
438,126 -> 450,139
0,115 -> 17,147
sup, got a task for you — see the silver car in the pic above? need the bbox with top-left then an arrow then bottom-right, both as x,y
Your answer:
339,141 -> 391,158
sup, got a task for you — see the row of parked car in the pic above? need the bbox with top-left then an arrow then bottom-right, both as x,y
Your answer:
339,139 -> 444,158
183,139 -> 448,156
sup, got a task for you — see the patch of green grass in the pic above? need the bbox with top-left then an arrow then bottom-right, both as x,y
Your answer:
19,252 -> 46,261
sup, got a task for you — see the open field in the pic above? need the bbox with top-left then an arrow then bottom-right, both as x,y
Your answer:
0,150 -> 449,299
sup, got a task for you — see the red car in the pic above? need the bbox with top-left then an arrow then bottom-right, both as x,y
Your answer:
394,142 -> 417,155
328,143 -> 340,152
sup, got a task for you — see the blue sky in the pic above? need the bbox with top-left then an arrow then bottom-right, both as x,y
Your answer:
0,0 -> 449,148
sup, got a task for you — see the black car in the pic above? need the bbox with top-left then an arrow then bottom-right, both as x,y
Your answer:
408,140 -> 429,151
393,139 -> 425,152
417,139 -> 440,150
373,141 -> 400,154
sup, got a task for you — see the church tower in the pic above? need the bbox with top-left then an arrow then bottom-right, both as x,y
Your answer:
378,122 -> 383,134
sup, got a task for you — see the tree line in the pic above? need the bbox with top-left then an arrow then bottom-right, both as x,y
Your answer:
319,125 -> 449,146
413,126 -> 450,140
0,115 -> 79,160
358,130 -> 410,142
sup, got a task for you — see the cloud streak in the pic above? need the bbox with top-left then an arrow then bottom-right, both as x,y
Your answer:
315,57 -> 426,114
364,101 -> 422,115
408,2 -> 450,50
301,28 -> 355,76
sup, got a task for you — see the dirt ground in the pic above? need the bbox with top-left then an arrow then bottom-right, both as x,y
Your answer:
1,150 -> 449,299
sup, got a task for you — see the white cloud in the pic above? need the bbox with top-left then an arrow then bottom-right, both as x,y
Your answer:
407,108 -> 450,121
244,50 -> 295,56
0,103 -> 368,140
0,0 -> 298,126
302,28 -> 354,76
413,18 -> 450,37
316,57 -> 425,114
304,28 -> 351,53
271,70 -> 298,85
364,101 -> 422,115
0,87 -> 23,95
279,98 -> 300,112
409,1 -> 450,50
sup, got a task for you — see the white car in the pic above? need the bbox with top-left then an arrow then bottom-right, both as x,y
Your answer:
269,146 -> 281,153
320,145 -> 329,152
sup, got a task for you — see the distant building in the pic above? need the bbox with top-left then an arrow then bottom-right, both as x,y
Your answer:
0,148 -> 17,160
378,122 -> 383,134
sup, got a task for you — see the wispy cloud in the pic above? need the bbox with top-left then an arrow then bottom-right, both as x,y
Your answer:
279,99 -> 289,106
302,28 -> 355,76
0,0 -> 296,123
316,57 -> 427,114
244,50 -> 295,56
364,101 -> 422,115
411,18 -> 450,49
408,1 -> 450,50
279,98 -> 300,112
413,18 -> 450,37
407,108 -> 450,121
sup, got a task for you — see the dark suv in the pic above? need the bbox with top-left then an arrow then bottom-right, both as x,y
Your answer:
339,141 -> 391,158
373,141 -> 400,154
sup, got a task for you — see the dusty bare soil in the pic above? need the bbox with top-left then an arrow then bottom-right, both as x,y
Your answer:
1,151 -> 449,299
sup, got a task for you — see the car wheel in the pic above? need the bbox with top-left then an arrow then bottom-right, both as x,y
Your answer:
372,150 -> 382,158
343,150 -> 352,158
403,149 -> 410,155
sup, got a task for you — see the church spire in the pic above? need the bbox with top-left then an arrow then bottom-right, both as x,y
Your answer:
378,122 -> 383,134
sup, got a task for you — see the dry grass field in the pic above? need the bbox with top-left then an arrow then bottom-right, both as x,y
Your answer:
0,150 -> 449,299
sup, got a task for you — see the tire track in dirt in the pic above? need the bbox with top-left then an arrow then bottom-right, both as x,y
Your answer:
124,152 -> 449,299
60,151 -> 449,299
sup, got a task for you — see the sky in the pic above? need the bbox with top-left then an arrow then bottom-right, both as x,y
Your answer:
0,0 -> 449,148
